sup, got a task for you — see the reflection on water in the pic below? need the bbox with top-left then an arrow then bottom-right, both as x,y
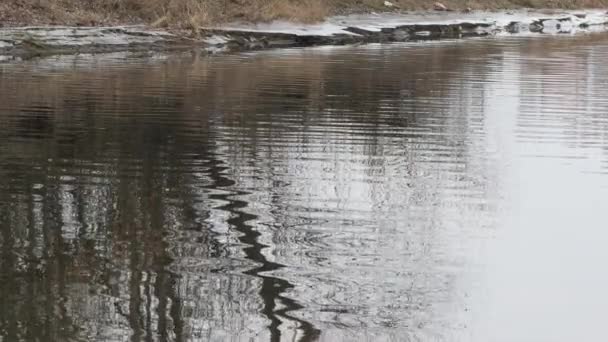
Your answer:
1,34 -> 608,341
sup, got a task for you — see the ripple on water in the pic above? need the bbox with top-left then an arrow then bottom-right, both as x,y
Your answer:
1,33 -> 608,341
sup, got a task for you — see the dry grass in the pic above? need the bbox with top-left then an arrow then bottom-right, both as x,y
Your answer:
259,0 -> 331,23
1,0 -> 607,28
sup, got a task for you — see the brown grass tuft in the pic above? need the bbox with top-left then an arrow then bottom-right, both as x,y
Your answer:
261,0 -> 331,23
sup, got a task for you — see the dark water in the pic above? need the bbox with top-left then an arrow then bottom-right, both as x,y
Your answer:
2,33 -> 608,342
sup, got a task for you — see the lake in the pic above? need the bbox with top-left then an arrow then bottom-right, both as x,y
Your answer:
1,33 -> 608,341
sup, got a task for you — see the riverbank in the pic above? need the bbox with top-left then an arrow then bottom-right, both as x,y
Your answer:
1,9 -> 607,60
2,0 -> 608,28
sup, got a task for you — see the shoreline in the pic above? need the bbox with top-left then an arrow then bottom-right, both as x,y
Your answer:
1,9 -> 607,60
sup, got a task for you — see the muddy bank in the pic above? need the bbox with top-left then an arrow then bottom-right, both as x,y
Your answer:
1,10 -> 607,60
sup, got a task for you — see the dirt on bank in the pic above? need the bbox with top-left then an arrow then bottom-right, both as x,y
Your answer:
1,0 -> 607,28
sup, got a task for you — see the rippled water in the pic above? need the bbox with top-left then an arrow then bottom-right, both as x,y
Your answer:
1,33 -> 608,342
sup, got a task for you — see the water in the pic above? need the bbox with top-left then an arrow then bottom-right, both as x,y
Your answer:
1,33 -> 608,342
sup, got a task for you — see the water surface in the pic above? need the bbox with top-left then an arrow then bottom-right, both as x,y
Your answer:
1,34 -> 608,342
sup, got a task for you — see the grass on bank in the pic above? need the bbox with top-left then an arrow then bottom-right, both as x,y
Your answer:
1,0 -> 608,28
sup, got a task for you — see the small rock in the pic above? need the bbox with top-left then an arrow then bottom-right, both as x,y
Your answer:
384,1 -> 394,7
434,2 -> 448,11
574,13 -> 586,19
463,7 -> 473,13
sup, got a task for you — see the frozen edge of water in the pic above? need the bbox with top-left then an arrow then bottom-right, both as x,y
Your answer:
0,10 -> 607,60
210,9 -> 608,35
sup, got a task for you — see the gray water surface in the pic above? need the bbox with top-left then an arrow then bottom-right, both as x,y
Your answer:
1,34 -> 608,342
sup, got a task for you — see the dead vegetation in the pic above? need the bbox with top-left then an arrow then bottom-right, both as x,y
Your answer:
0,0 -> 607,28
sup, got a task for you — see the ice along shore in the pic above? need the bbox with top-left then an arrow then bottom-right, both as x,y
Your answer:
1,9 -> 607,60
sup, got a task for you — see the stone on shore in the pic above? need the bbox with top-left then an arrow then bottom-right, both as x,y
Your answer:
434,2 -> 448,11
